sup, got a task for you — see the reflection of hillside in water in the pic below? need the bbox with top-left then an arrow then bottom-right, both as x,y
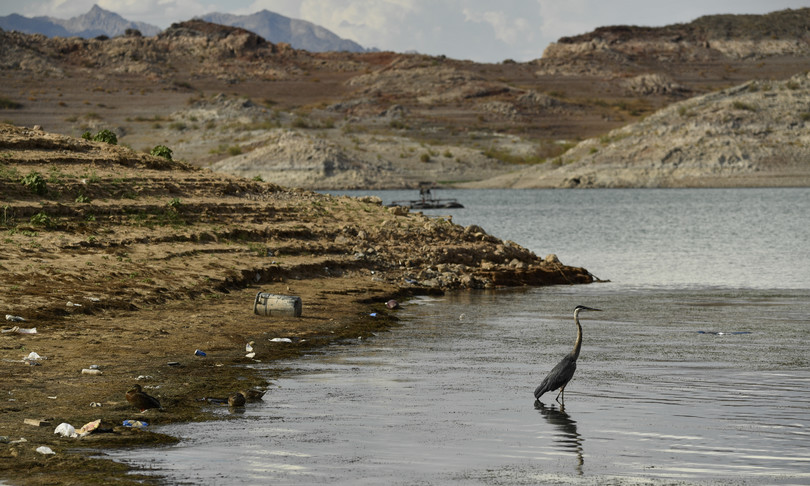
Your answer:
535,401 -> 584,475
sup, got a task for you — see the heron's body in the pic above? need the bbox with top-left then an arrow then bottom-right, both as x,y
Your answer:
534,305 -> 600,404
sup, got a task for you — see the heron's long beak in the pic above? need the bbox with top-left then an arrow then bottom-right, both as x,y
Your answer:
583,306 -> 602,312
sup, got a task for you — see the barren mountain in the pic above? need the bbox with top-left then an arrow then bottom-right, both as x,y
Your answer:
0,4 -> 161,38
1,9 -> 810,188
197,10 -> 368,53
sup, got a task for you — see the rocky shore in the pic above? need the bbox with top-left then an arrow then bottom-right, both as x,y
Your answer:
0,124 -> 592,484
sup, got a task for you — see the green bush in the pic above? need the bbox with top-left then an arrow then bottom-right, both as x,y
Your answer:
82,129 -> 118,144
151,145 -> 173,160
93,129 -> 118,144
30,212 -> 52,227
21,171 -> 47,195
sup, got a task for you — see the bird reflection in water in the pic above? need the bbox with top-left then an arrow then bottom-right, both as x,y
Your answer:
534,401 -> 584,475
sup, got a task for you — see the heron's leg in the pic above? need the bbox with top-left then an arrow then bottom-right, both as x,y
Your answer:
555,386 -> 565,404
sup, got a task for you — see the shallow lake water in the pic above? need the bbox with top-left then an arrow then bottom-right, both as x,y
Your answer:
105,189 -> 810,484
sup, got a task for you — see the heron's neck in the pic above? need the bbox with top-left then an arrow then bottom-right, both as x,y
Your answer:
570,311 -> 583,359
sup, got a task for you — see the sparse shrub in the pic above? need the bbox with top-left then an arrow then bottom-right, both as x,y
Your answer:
420,153 -> 431,163
252,175 -> 264,182
30,212 -> 52,227
227,146 -> 242,156
732,101 -> 757,112
167,197 -> 182,210
21,171 -> 47,195
93,129 -> 117,144
0,97 -> 23,110
151,145 -> 173,160
291,117 -> 310,129
82,129 -> 118,144
75,193 -> 91,203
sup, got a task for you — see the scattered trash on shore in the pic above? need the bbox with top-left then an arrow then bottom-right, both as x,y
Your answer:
254,292 -> 302,317
697,331 -> 753,335
5,315 -> 26,322
36,446 -> 55,455
245,341 -> 256,358
270,337 -> 293,343
194,349 -> 207,357
23,352 -> 46,366
55,419 -> 103,438
54,423 -> 76,438
81,368 -> 103,375
122,420 -> 148,428
1,326 -> 37,334
78,419 -> 101,435
386,300 -> 399,309
24,418 -> 51,427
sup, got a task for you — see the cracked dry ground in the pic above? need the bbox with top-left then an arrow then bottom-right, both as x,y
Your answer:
0,123 -> 592,485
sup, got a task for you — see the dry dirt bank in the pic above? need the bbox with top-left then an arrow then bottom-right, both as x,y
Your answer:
0,123 -> 593,484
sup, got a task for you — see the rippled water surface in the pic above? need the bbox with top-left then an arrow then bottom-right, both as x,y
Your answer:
106,189 -> 810,484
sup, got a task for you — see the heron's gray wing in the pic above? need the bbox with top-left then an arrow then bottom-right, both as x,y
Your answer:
534,355 -> 577,399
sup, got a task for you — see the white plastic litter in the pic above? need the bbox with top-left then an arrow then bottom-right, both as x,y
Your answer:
1,326 -> 36,334
24,352 -> 45,361
5,315 -> 25,322
36,446 -> 55,455
270,338 -> 292,343
54,423 -> 77,438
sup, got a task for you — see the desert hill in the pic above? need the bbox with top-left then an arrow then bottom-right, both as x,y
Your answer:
467,70 -> 810,188
1,9 -> 810,188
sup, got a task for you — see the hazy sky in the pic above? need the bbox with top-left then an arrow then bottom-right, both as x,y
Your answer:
2,1 -> 808,63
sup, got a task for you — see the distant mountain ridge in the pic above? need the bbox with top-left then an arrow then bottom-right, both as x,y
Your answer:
0,4 -> 369,53
0,4 -> 161,38
197,10 -> 368,53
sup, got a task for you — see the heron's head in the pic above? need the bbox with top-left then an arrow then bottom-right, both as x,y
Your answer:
574,305 -> 601,313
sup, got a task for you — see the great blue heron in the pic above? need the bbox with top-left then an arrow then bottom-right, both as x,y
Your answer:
534,305 -> 602,404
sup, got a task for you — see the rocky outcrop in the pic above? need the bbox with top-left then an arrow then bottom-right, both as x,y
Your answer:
210,130 -> 394,189
536,8 -> 810,75
469,72 -> 810,188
